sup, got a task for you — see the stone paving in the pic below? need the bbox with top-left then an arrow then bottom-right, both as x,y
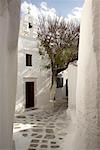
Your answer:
13,101 -> 70,150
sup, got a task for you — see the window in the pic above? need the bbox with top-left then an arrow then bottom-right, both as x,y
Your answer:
26,54 -> 32,66
57,77 -> 63,88
28,22 -> 32,29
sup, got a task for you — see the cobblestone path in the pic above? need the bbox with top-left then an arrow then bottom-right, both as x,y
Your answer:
13,101 -> 70,150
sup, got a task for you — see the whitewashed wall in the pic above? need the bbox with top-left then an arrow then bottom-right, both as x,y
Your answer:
68,63 -> 77,109
0,0 -> 20,149
56,70 -> 68,100
56,62 -> 77,109
16,14 -> 51,113
73,0 -> 100,149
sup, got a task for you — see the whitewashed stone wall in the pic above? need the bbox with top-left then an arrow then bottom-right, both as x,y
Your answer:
74,0 -> 100,149
56,63 -> 77,108
56,70 -> 68,100
68,63 -> 77,109
16,13 -> 51,113
0,0 -> 20,149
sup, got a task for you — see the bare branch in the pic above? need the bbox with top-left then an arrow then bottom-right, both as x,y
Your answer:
37,16 -> 80,78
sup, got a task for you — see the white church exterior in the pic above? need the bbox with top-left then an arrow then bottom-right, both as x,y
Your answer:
15,9 -> 78,113
15,10 -> 52,112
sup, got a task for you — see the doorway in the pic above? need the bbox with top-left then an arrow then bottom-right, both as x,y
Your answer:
66,79 -> 68,97
66,79 -> 68,107
26,82 -> 34,108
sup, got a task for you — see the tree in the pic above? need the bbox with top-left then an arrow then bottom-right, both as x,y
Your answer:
37,16 -> 80,100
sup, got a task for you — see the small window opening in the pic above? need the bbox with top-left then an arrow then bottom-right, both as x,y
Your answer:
28,22 -> 32,29
26,54 -> 32,66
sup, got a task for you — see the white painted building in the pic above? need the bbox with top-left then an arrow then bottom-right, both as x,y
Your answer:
0,0 -> 21,149
67,62 -> 77,109
56,62 -> 77,109
15,11 -> 51,113
62,1 -> 100,150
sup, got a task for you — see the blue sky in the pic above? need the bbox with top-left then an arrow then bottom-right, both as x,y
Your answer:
21,0 -> 84,20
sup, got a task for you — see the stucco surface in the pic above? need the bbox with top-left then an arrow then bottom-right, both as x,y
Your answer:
16,13 -> 51,113
0,0 -> 20,149
68,63 -> 77,110
74,0 -> 100,149
56,63 -> 77,104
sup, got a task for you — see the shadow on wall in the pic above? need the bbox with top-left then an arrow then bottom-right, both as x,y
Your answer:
56,73 -> 68,101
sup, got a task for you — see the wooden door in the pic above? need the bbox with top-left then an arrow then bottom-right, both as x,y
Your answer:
26,82 -> 34,108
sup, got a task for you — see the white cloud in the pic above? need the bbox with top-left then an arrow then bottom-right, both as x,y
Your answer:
21,1 -> 57,20
67,7 -> 83,21
40,2 -> 48,11
21,1 -> 82,24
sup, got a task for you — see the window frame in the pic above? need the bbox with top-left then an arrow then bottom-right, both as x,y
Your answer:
26,54 -> 32,66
